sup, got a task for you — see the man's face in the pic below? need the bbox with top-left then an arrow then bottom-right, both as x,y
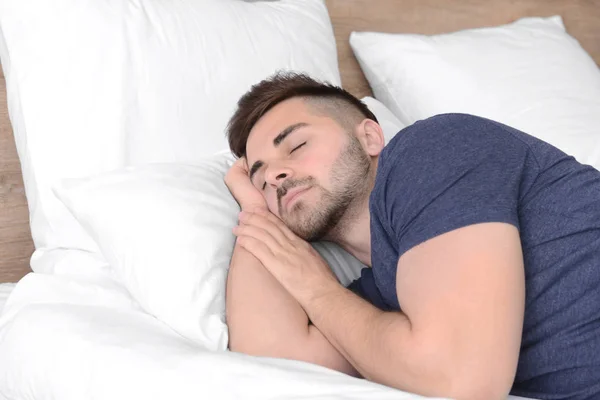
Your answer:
245,97 -> 371,241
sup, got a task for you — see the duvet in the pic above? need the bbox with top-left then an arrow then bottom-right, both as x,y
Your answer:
0,261 -> 534,400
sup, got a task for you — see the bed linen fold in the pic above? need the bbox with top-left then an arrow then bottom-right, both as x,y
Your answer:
0,272 -> 440,400
0,260 -> 537,400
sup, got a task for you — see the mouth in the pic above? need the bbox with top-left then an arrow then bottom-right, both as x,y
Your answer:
282,186 -> 311,211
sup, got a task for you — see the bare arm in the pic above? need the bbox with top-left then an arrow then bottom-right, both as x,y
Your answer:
301,223 -> 524,399
233,210 -> 524,400
226,241 -> 359,376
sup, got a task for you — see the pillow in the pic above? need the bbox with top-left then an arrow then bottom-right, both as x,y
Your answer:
0,0 -> 340,267
54,155 -> 237,350
52,96 -> 398,350
350,16 -> 600,170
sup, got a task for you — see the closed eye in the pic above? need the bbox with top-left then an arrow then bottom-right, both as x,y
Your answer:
259,142 -> 306,191
290,142 -> 307,154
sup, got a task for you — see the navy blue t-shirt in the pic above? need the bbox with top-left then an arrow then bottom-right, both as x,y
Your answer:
349,113 -> 600,399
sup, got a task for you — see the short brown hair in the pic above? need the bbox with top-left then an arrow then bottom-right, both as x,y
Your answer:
226,71 -> 378,158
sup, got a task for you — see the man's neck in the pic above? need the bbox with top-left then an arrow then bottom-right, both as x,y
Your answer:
327,196 -> 372,267
324,160 -> 378,267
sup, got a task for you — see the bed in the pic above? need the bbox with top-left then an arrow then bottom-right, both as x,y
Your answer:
0,0 -> 598,399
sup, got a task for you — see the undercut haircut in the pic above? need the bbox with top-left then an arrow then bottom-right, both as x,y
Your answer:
226,71 -> 378,158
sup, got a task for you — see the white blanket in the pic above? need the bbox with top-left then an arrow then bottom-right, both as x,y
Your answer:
0,259 -> 535,400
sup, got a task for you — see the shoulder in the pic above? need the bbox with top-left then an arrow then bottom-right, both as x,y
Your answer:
369,113 -> 534,244
375,113 -> 532,186
381,113 -> 528,164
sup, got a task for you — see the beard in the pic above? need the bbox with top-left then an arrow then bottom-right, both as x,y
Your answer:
277,135 -> 371,241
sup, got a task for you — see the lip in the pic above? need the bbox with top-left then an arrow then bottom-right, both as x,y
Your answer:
282,187 -> 311,211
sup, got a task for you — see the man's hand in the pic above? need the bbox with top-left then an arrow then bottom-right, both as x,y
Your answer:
226,189 -> 359,378
225,157 -> 266,211
232,208 -> 340,306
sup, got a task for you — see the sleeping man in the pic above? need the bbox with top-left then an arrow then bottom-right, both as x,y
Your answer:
223,72 -> 600,400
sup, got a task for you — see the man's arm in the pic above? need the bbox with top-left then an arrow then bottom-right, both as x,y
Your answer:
302,223 -> 524,399
233,210 -> 524,399
226,240 -> 359,376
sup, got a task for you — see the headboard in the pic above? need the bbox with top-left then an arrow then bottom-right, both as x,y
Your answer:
1,0 -> 599,283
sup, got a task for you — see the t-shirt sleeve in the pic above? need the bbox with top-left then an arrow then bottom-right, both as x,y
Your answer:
373,113 -> 532,259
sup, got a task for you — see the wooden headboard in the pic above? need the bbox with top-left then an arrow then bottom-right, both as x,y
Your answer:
1,0 -> 599,283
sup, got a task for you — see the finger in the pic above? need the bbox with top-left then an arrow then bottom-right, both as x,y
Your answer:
233,223 -> 282,255
251,208 -> 299,242
236,235 -> 277,269
239,211 -> 290,246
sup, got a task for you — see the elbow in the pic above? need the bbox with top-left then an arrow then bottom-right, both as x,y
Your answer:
399,364 -> 511,400
442,354 -> 515,400
397,336 -> 514,400
445,379 -> 511,400
431,360 -> 513,400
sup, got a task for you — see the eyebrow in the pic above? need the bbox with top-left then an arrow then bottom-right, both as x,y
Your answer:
248,122 -> 308,182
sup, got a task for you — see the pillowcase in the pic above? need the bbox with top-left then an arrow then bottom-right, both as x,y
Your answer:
53,96 -> 393,350
54,155 -> 237,350
0,0 -> 340,266
350,16 -> 600,170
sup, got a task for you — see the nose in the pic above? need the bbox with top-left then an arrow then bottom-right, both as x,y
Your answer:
264,162 -> 294,188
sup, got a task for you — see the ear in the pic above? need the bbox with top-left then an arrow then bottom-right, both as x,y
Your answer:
356,118 -> 385,157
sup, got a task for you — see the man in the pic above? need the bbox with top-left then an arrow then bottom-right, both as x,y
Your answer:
223,72 -> 600,400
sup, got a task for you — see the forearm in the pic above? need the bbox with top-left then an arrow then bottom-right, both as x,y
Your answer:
304,284 -> 458,397
226,242 -> 359,376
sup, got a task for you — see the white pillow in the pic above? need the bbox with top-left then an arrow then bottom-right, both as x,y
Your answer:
51,97 -> 397,350
0,0 -> 340,266
54,154 -> 237,350
350,16 -> 600,170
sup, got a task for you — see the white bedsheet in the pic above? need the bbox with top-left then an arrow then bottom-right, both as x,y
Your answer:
0,252 -> 537,400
